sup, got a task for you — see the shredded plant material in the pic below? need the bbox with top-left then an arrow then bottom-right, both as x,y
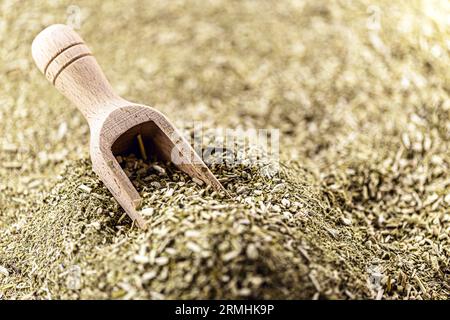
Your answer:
0,0 -> 449,299
0,155 -> 373,299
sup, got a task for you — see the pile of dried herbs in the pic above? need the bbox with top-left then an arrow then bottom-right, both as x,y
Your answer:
0,130 -> 375,299
0,0 -> 449,299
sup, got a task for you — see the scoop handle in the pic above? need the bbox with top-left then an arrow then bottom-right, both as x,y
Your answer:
31,24 -> 124,121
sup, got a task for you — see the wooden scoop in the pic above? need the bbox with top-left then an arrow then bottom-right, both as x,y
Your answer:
31,24 -> 224,229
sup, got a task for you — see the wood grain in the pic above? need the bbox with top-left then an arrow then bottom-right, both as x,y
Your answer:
31,24 -> 225,229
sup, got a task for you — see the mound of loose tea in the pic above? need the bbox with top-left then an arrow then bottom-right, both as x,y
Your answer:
1,122 -> 448,300
0,153 -> 377,299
